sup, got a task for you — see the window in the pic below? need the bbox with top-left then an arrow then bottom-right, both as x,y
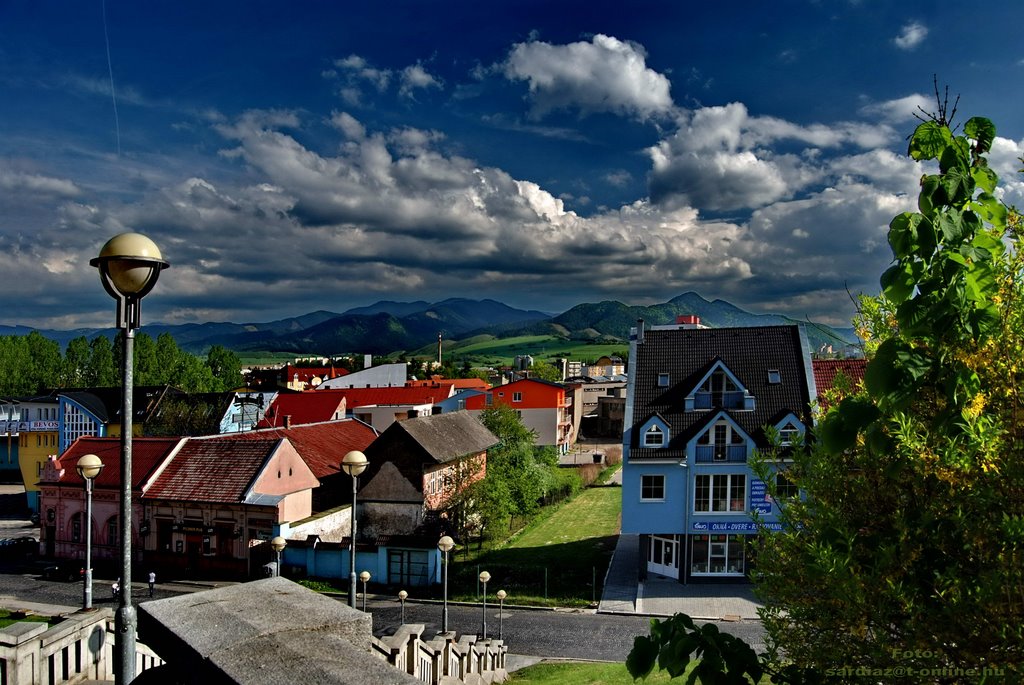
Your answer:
778,422 -> 801,446
767,369 -> 781,384
775,472 -> 799,499
641,475 -> 665,501
71,514 -> 82,543
657,373 -> 670,387
106,517 -> 118,545
643,424 -> 666,447
696,421 -> 746,461
691,534 -> 746,575
513,392 -> 523,402
157,519 -> 173,551
694,474 -> 746,512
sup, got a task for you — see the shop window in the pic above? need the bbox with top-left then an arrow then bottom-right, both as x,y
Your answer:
691,533 -> 746,575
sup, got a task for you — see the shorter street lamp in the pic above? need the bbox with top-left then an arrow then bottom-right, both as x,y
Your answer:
438,535 -> 455,633
77,454 -> 105,611
398,590 -> 408,625
270,536 -> 287,577
359,571 -> 371,612
341,450 -> 368,609
479,570 -> 491,639
496,590 -> 507,640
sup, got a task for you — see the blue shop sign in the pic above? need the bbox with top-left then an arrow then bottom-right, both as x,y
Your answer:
749,478 -> 772,515
691,520 -> 784,533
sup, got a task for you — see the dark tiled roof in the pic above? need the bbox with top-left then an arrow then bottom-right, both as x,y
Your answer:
211,419 -> 377,479
59,385 -> 183,423
381,412 -> 497,464
630,325 -> 813,460
48,436 -> 182,489
144,436 -> 280,503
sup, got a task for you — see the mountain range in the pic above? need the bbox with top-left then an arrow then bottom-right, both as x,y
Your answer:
2,293 -> 858,358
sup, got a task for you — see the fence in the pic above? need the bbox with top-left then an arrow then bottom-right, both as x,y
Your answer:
371,623 -> 507,684
0,609 -> 164,685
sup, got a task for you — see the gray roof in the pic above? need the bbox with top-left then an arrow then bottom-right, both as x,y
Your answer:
390,411 -> 498,464
630,324 -> 813,460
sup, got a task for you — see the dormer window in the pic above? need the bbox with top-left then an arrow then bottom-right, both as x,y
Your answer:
657,373 -> 670,387
695,420 -> 747,462
690,363 -> 752,411
643,424 -> 666,447
778,421 -> 801,446
767,369 -> 781,384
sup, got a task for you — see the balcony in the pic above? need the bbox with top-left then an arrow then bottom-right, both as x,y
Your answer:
692,391 -> 750,411
694,444 -> 747,463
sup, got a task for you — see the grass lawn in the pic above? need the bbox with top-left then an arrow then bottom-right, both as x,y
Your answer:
451,482 -> 622,606
508,661 -> 686,684
0,610 -> 51,629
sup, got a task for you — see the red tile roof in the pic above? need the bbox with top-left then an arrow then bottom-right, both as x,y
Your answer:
334,386 -> 454,408
258,391 -> 347,428
813,358 -> 867,399
208,420 -> 377,479
144,436 -> 281,503
49,436 -> 182,490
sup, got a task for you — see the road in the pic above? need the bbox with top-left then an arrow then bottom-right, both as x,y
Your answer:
364,596 -> 766,662
0,567 -> 765,662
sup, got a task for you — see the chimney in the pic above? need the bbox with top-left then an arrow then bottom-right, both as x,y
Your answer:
284,415 -> 292,429
636,318 -> 645,343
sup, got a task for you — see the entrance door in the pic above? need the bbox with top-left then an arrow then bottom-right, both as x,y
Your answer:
647,535 -> 679,578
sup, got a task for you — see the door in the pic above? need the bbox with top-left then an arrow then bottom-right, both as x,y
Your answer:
647,535 -> 679,578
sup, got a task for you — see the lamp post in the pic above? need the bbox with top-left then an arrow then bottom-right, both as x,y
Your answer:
496,590 -> 506,641
341,450 -> 367,609
77,454 -> 105,611
359,570 -> 371,612
270,536 -> 286,577
398,590 -> 408,625
479,570 -> 491,638
437,535 -> 454,633
91,233 -> 168,685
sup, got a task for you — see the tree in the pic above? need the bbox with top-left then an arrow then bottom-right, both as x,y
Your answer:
61,336 -> 91,387
134,332 -> 160,386
630,112 -> 1024,682
206,345 -> 242,391
84,336 -> 117,387
25,331 -> 61,393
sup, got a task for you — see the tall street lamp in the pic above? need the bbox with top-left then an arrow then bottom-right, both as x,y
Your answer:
77,453 -> 105,611
479,570 -> 491,639
91,232 -> 168,685
359,570 -> 371,612
496,590 -> 507,641
270,536 -> 286,577
341,450 -> 367,609
438,535 -> 454,633
398,590 -> 408,625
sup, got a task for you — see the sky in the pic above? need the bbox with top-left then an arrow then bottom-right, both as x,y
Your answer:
3,1 -> 1024,330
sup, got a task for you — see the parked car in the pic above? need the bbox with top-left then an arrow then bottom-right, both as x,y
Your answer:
0,537 -> 38,558
42,563 -> 83,582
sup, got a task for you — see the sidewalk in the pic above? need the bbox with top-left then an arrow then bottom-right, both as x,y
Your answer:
598,534 -> 762,620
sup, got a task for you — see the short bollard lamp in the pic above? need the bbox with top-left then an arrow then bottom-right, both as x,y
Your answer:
77,454 -> 105,611
91,232 -> 168,685
359,570 -> 371,612
398,590 -> 408,624
479,570 -> 491,638
341,450 -> 368,609
270,536 -> 287,577
496,590 -> 507,640
438,535 -> 455,633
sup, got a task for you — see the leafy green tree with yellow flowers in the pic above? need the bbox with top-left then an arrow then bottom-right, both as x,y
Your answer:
629,109 -> 1024,682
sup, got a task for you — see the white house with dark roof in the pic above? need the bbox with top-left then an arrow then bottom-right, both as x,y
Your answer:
621,318 -> 816,583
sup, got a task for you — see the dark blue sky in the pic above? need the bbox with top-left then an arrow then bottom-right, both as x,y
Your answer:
2,1 -> 1023,329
